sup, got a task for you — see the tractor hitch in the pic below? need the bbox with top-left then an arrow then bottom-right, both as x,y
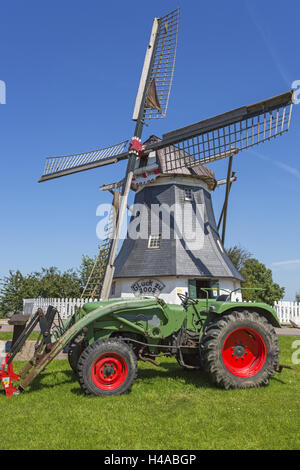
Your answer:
275,364 -> 296,373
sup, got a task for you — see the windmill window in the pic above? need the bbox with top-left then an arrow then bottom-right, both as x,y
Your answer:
139,156 -> 148,168
148,234 -> 161,249
111,281 -> 116,296
184,188 -> 193,201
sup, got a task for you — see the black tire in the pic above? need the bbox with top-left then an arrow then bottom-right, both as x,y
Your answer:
200,310 -> 280,389
68,334 -> 88,373
77,338 -> 137,396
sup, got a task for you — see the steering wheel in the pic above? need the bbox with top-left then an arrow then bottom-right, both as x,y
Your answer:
177,293 -> 198,308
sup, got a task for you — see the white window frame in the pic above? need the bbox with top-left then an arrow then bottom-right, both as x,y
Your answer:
184,188 -> 193,201
148,234 -> 161,249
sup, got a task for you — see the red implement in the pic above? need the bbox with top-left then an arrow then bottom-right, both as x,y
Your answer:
0,353 -> 20,397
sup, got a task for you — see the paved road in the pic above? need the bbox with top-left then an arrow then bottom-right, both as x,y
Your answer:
0,323 -> 40,333
275,327 -> 300,336
1,322 -> 300,335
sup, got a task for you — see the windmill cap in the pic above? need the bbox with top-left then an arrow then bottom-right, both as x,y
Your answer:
143,135 -> 216,190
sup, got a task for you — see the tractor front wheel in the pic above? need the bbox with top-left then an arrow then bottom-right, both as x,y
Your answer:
68,334 -> 88,373
200,310 -> 280,389
77,339 -> 137,396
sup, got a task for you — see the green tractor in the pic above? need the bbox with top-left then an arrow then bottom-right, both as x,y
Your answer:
1,293 -> 284,397
64,293 -> 281,396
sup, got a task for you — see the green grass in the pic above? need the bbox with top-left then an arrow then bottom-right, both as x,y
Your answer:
0,336 -> 299,450
0,332 -> 40,341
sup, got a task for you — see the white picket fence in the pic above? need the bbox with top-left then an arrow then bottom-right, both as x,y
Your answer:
23,297 -> 300,325
274,301 -> 300,325
23,297 -> 100,319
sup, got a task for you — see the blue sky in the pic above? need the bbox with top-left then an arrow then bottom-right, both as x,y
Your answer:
0,0 -> 299,300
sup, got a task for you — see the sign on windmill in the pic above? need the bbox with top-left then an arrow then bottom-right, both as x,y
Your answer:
39,8 -> 295,303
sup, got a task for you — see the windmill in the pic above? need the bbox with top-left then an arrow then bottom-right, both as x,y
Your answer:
39,8 -> 294,302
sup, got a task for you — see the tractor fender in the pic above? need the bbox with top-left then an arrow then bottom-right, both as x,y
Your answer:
55,298 -> 163,354
211,302 -> 281,328
18,299 -> 163,392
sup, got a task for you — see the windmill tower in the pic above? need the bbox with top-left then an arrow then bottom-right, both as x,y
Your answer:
106,135 -> 244,303
39,9 -> 295,304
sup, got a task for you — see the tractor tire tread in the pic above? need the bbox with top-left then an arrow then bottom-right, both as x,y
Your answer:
68,334 -> 87,373
199,310 -> 280,390
77,338 -> 137,396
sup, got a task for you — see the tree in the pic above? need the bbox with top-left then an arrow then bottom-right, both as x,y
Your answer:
0,254 -> 99,317
79,255 -> 97,288
37,267 -> 82,298
0,270 -> 37,317
0,266 -> 82,317
296,292 -> 300,302
226,245 -> 285,305
226,245 -> 252,271
240,258 -> 285,305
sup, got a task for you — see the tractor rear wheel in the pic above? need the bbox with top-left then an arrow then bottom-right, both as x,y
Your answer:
77,338 -> 137,396
200,310 -> 280,389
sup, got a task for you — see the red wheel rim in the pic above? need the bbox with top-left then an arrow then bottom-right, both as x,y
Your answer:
91,352 -> 128,390
222,327 -> 267,378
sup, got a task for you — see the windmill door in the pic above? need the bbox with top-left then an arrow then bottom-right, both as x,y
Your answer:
188,279 -> 220,299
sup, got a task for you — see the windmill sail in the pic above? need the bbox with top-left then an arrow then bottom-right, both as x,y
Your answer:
39,140 -> 129,182
132,8 -> 179,121
148,91 -> 294,171
145,78 -> 162,113
100,9 -> 180,300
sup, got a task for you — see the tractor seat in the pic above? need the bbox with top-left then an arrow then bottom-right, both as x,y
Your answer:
216,294 -> 230,302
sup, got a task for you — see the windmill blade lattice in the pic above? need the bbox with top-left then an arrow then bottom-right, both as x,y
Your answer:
150,91 -> 293,171
39,140 -> 129,182
144,8 -> 179,120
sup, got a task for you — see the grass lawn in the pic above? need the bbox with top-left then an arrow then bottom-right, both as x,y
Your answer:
0,335 -> 299,450
0,332 -> 40,341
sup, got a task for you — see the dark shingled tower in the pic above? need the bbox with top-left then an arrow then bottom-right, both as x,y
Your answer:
112,136 -> 244,302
